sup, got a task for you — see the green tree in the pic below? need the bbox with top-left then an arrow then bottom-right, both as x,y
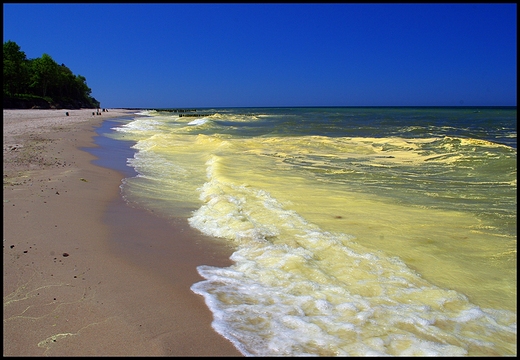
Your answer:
74,75 -> 91,99
52,63 -> 75,99
30,53 -> 59,98
3,40 -> 29,95
3,41 -> 101,108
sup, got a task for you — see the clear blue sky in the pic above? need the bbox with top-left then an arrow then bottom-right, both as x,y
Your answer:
3,3 -> 517,108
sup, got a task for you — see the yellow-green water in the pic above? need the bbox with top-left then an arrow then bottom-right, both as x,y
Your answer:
108,107 -> 516,355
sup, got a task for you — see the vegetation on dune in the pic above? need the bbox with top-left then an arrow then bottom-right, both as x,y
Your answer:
3,40 -> 101,109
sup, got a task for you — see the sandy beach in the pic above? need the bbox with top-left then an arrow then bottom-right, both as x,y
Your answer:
3,109 -> 242,356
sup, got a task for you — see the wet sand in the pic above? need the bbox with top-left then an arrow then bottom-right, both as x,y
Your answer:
3,109 -> 242,356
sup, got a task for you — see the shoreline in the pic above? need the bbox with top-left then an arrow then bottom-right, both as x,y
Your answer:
3,109 -> 242,356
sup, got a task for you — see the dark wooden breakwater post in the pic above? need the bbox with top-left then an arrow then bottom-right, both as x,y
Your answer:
178,113 -> 215,117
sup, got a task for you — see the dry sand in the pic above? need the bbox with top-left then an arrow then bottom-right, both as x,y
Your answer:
3,109 -> 242,356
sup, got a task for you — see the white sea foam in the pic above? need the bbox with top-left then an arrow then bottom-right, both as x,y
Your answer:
134,110 -> 155,116
188,155 -> 517,356
188,118 -> 209,126
112,118 -> 162,132
111,108 -> 516,356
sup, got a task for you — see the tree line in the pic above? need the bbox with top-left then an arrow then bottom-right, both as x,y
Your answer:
3,40 -> 100,109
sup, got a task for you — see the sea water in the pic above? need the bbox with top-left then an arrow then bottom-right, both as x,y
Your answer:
107,107 -> 516,356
